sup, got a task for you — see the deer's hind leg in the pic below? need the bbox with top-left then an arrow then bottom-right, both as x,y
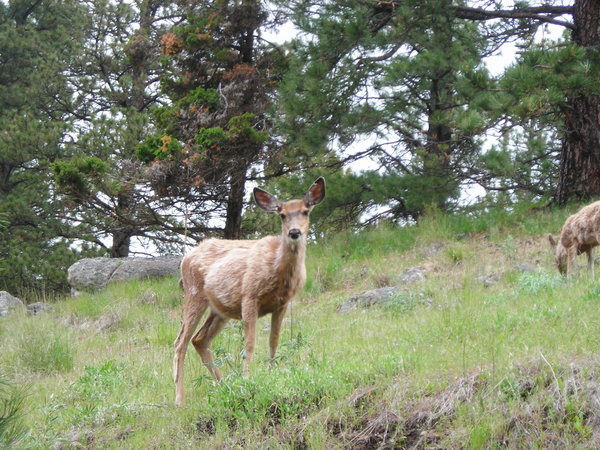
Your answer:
173,291 -> 209,406
192,311 -> 228,381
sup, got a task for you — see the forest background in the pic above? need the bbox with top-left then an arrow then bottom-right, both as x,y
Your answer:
1,0 -> 599,296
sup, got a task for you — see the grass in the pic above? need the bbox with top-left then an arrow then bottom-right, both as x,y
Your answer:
1,202 -> 600,447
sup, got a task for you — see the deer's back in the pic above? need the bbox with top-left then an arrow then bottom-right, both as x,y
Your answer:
561,200 -> 600,249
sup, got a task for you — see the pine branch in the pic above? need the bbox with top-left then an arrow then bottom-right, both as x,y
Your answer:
451,5 -> 575,30
372,2 -> 575,30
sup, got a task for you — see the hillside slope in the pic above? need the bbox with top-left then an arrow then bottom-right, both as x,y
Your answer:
2,204 -> 600,448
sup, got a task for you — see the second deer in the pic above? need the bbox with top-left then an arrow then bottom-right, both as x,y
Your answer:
549,200 -> 600,278
173,177 -> 325,406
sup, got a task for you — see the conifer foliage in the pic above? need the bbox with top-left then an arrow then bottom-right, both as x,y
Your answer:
0,0 -> 93,294
138,0 -> 282,239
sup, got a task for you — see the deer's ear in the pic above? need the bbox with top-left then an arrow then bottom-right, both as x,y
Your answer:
304,177 -> 325,207
254,187 -> 282,213
548,234 -> 558,249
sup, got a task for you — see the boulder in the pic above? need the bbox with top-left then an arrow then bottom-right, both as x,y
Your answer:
399,267 -> 426,284
68,255 -> 182,293
516,263 -> 536,273
474,275 -> 498,287
338,267 -> 427,313
338,286 -> 401,313
27,302 -> 52,316
0,291 -> 25,316
422,242 -> 445,258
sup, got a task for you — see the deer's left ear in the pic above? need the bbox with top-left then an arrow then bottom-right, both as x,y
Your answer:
254,187 -> 282,213
304,177 -> 325,207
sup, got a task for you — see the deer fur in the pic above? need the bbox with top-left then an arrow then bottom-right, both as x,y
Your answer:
548,200 -> 600,278
173,177 -> 325,406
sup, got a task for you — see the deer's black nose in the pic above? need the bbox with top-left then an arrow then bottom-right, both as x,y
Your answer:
288,229 -> 301,239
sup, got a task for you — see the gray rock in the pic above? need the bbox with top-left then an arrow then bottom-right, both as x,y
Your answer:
454,232 -> 473,240
399,267 -> 426,284
97,312 -> 121,331
338,286 -> 401,313
516,263 -> 535,273
27,302 -> 52,316
110,255 -> 182,283
0,291 -> 25,316
68,255 -> 182,293
67,257 -> 122,292
474,275 -> 497,287
422,242 -> 445,258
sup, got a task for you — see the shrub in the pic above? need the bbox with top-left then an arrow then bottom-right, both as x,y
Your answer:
0,376 -> 28,447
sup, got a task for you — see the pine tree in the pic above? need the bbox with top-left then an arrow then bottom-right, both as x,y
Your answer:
364,0 -> 599,205
138,0 -> 283,239
277,0 -> 600,210
276,0 -> 507,220
53,0 -> 190,256
0,0 -> 94,294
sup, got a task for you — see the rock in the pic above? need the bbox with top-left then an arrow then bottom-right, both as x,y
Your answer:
67,255 -> 182,293
399,267 -> 426,284
110,255 -> 182,283
97,312 -> 121,331
338,286 -> 401,313
67,257 -> 121,292
454,232 -> 473,240
516,263 -> 535,273
422,242 -> 445,258
0,291 -> 25,316
27,302 -> 52,316
474,275 -> 497,287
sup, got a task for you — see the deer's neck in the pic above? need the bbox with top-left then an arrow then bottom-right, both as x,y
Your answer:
275,236 -> 306,274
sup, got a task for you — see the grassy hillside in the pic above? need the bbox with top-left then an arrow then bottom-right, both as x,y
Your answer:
2,203 -> 600,448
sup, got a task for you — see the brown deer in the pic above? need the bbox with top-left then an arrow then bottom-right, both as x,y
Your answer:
548,200 -> 600,279
173,177 -> 325,405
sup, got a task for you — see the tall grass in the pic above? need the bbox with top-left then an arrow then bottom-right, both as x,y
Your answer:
15,322 -> 74,375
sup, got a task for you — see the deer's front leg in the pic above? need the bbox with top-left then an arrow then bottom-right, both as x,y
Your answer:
241,298 -> 258,378
567,247 -> 575,278
269,305 -> 287,370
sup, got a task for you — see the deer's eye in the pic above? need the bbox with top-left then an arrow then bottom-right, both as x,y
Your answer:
302,210 -> 309,216
279,213 -> 286,219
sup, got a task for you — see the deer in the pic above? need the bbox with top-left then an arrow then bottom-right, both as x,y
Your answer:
548,200 -> 600,279
173,177 -> 325,406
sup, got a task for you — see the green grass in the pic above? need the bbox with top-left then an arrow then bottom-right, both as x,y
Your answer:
1,203 -> 600,447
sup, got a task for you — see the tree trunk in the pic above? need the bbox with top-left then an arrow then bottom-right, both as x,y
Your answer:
223,168 -> 248,239
111,191 -> 132,257
556,0 -> 600,204
110,230 -> 131,257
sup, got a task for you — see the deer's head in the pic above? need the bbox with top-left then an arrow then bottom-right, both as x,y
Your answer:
548,234 -> 567,275
254,177 -> 326,242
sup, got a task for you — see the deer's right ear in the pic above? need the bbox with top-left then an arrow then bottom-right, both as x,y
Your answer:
548,234 -> 557,249
254,188 -> 282,213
